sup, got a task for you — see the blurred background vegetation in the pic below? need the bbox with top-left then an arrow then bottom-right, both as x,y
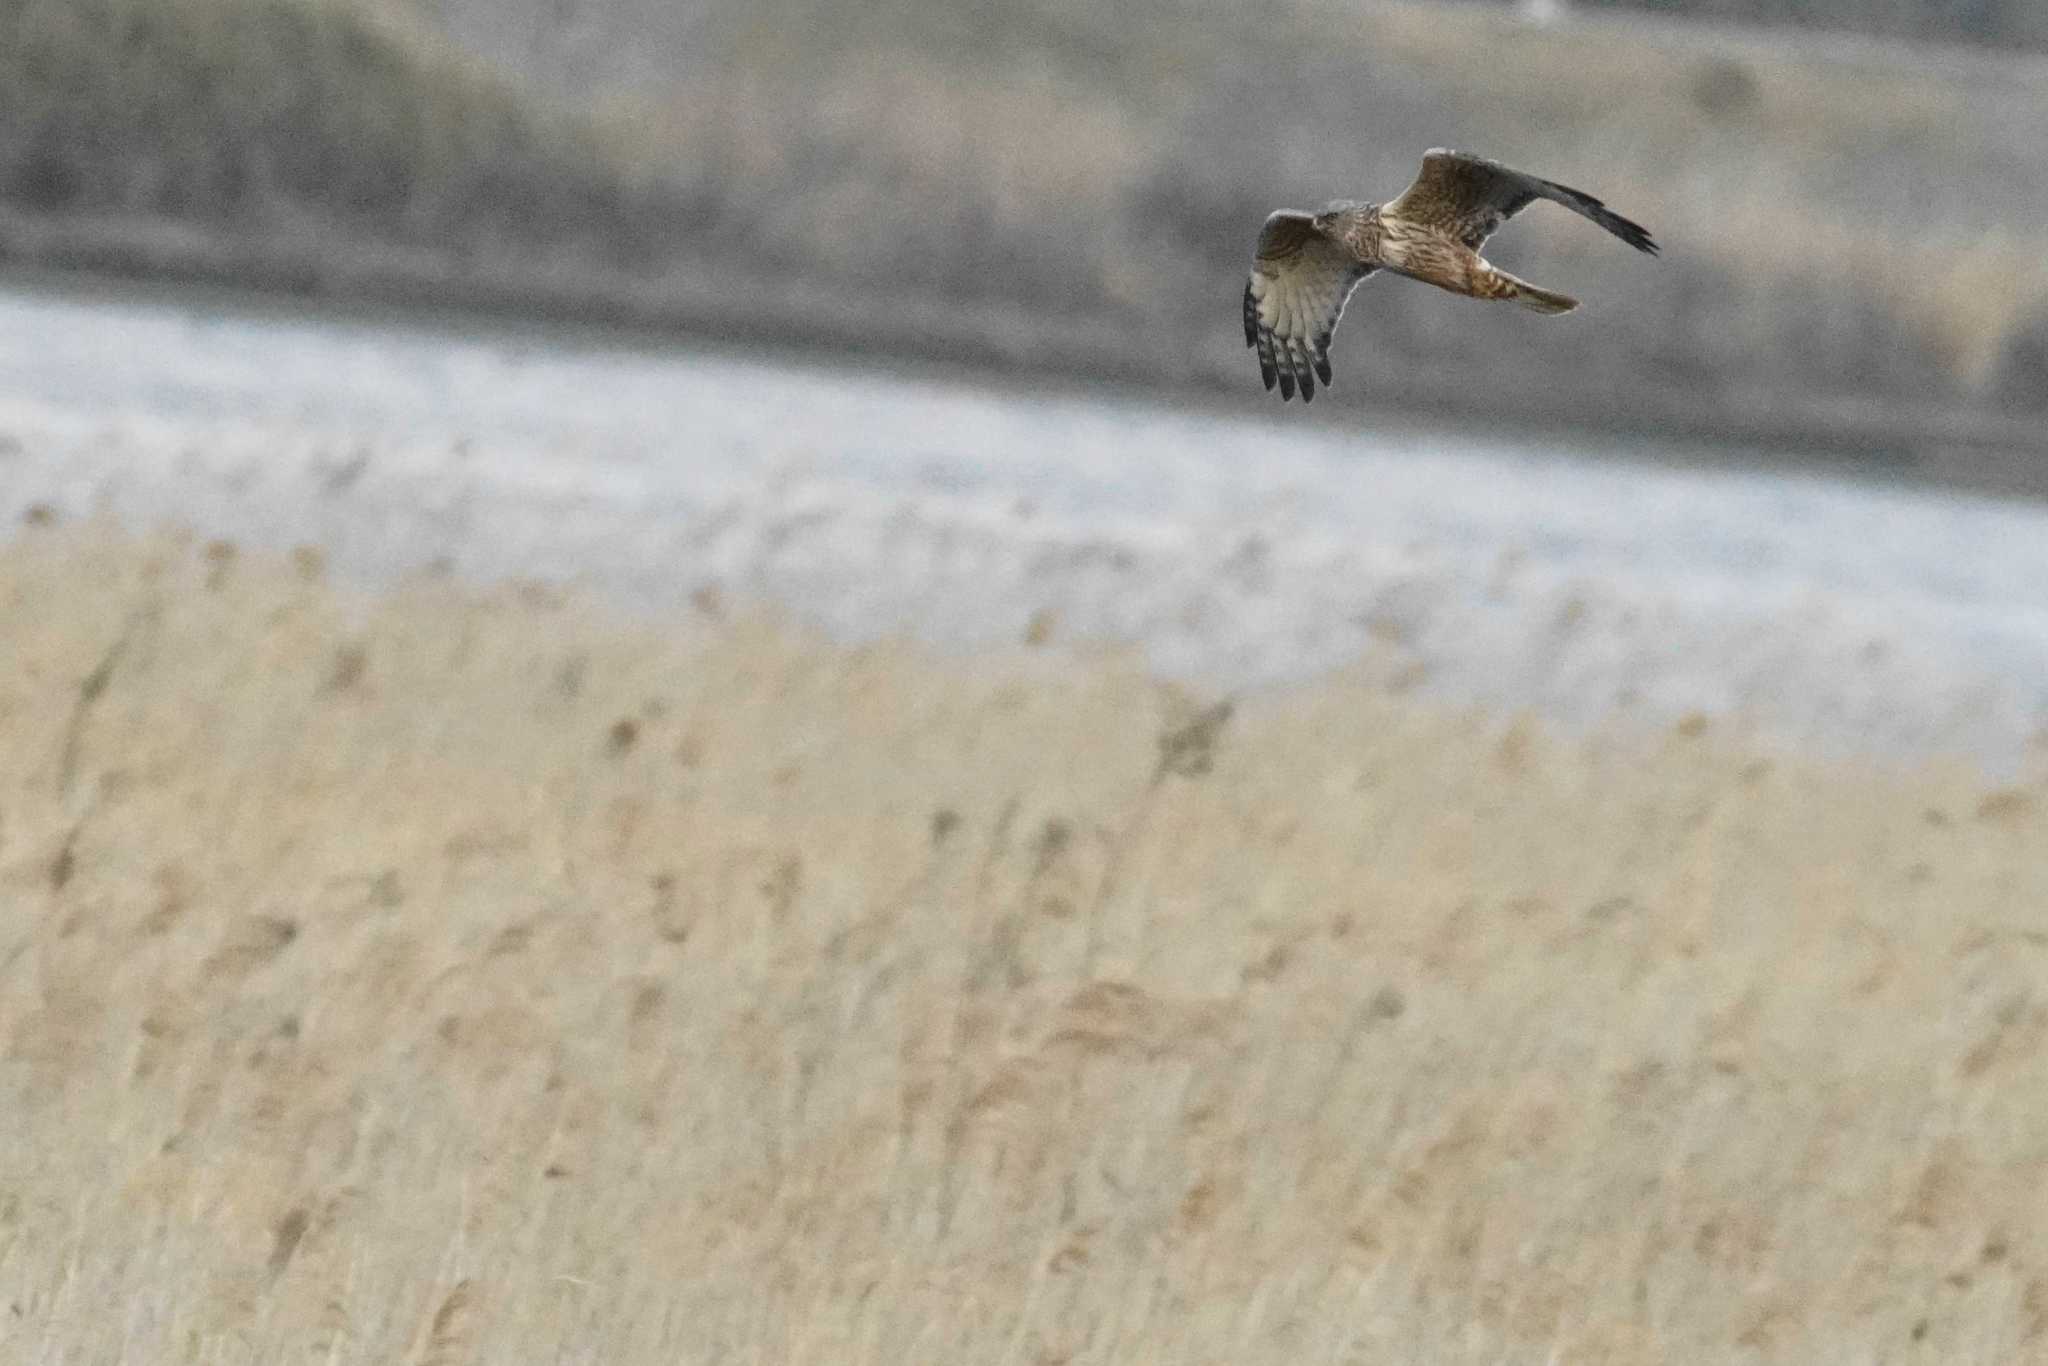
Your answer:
1565,0 -> 2048,51
2,0 -> 2043,441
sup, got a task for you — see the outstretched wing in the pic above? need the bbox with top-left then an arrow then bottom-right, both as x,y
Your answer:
1382,149 -> 1658,255
1243,211 -> 1374,403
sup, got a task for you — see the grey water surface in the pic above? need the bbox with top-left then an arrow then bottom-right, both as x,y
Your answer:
3,278 -> 2045,768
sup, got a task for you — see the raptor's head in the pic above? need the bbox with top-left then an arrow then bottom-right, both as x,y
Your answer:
1312,200 -> 1370,234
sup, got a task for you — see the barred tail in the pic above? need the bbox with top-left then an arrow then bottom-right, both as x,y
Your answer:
1509,281 -> 1578,315
1486,266 -> 1578,315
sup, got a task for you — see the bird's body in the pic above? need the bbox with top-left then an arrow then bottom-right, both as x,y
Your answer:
1243,149 -> 1658,401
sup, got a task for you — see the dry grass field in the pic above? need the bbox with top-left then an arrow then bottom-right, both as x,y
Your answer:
5,521 -> 2048,1362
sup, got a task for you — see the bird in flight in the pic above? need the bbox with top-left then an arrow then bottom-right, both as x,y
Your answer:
1242,149 -> 1658,401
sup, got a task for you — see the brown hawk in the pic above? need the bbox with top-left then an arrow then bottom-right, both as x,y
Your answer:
1243,149 -> 1658,401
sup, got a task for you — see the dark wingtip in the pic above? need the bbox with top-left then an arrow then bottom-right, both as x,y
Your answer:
1548,178 -> 1660,257
1607,212 -> 1659,256
1313,353 -> 1333,386
1277,367 -> 1296,401
1242,283 -> 1260,346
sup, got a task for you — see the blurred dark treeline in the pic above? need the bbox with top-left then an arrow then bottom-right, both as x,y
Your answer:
1541,0 -> 2048,53
1,0 -> 2044,449
0,0 -> 662,258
